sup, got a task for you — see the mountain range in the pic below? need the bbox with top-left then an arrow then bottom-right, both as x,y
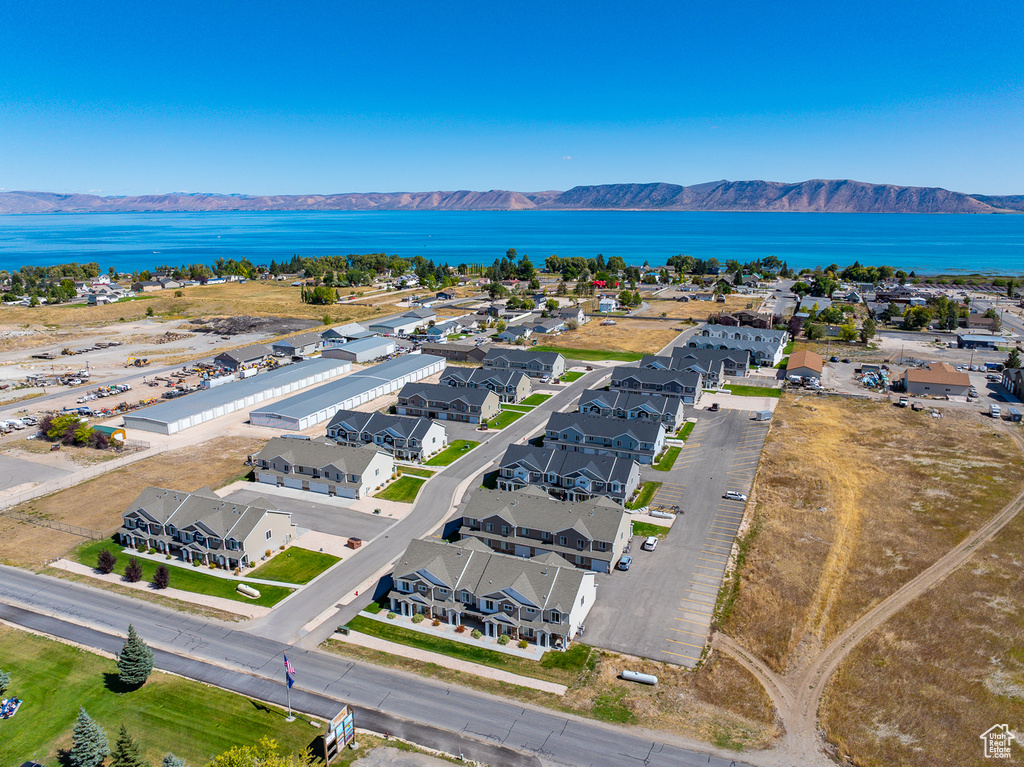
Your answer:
1,179 -> 1021,214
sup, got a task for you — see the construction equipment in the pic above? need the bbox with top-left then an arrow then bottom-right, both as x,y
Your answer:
126,356 -> 151,368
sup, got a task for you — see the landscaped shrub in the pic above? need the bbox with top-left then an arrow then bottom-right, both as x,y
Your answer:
471,629 -> 482,639
123,557 -> 143,583
411,613 -> 425,624
165,554 -> 171,560
152,565 -> 169,590
455,624 -> 466,633
147,547 -> 157,555
497,634 -> 510,645
432,618 -> 440,626
518,640 -> 529,649
387,612 -> 396,620
279,544 -> 285,550
265,549 -> 272,557
191,559 -> 200,567
97,549 -> 117,575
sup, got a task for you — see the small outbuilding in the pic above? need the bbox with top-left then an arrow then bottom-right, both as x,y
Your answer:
322,335 -> 397,363
903,362 -> 971,397
786,350 -> 824,379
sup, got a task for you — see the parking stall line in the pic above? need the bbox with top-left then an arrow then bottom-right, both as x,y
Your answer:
671,627 -> 708,639
674,614 -> 711,625
694,561 -> 725,570
710,523 -> 738,532
667,637 -> 706,650
706,535 -> 736,544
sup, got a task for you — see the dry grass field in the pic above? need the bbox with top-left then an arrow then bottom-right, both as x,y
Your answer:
821,506 -> 1024,766
637,295 -> 758,321
0,436 -> 262,567
721,395 -> 1024,673
538,317 -> 685,355
325,641 -> 777,749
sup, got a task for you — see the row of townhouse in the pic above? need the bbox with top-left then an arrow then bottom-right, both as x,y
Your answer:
545,411 -> 666,465
367,308 -> 437,335
497,444 -> 641,504
325,410 -> 448,463
251,436 -> 395,498
390,537 -> 595,649
609,367 -> 705,405
686,323 -> 789,367
458,488 -> 631,573
439,366 -> 532,403
483,348 -> 567,380
638,347 -> 751,387
577,389 -> 685,431
396,383 -> 500,424
119,487 -> 295,569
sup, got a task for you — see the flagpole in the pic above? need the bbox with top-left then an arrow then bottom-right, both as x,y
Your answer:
286,673 -> 294,722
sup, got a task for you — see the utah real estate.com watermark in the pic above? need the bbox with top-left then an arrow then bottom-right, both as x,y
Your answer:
980,724 -> 1016,759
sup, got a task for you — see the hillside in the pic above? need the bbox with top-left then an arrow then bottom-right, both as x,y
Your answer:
0,180 -> 1017,214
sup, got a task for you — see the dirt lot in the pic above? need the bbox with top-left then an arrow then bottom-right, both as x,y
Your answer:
325,642 -> 777,750
537,317 -> 686,355
0,436 -> 262,567
637,294 -> 760,321
821,501 -> 1024,766
721,395 -> 1024,674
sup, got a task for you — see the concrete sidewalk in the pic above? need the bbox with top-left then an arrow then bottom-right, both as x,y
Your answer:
334,630 -> 568,695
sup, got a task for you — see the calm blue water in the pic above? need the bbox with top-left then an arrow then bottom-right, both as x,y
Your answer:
0,210 -> 1021,274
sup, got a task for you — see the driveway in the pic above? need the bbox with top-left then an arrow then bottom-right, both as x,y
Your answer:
223,487 -> 395,542
0,452 -> 72,492
583,408 -> 771,666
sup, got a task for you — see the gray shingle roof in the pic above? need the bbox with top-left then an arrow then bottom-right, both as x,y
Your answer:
254,436 -> 381,475
578,388 -> 681,418
484,348 -> 564,366
499,444 -> 637,487
123,486 -> 286,542
440,366 -> 528,388
216,343 -> 273,364
326,410 -> 436,441
399,382 -> 496,407
610,367 -> 703,389
546,411 -> 663,442
462,487 -> 625,545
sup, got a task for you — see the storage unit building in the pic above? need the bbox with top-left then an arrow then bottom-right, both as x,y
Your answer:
122,358 -> 352,435
249,354 -> 445,431
321,335 -> 396,363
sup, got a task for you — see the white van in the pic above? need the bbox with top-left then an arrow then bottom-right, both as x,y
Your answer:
990,403 -> 1002,419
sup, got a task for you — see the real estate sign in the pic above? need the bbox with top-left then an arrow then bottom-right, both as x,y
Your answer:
322,705 -> 356,763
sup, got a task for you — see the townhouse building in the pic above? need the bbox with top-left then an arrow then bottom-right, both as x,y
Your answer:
252,436 -> 394,498
577,388 -> 685,431
608,367 -> 705,404
439,366 -> 532,403
544,411 -> 666,464
396,383 -> 500,424
483,348 -> 566,380
325,410 -> 447,463
497,443 -> 640,504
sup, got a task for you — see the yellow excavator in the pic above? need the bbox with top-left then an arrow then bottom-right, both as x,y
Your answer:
125,356 -> 151,368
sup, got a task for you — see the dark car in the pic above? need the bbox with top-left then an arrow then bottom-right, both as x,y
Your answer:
616,555 -> 633,571
830,355 -> 839,362
709,402 -> 720,412
842,358 -> 852,363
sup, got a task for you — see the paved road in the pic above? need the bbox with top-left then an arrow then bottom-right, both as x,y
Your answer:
0,452 -> 71,491
583,409 -> 770,666
0,567 -> 753,767
245,366 -> 614,647
224,487 -> 395,541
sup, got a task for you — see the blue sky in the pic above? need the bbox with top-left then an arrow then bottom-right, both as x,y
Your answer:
1,1 -> 1022,195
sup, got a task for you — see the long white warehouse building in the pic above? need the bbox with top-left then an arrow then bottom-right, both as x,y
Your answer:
249,354 -> 445,431
122,358 -> 352,435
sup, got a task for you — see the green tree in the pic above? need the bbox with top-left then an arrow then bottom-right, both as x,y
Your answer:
152,564 -> 170,590
859,316 -> 877,344
838,323 -> 857,342
97,548 -> 117,574
70,707 -> 110,767
111,724 -> 150,767
804,322 -> 825,341
545,298 -> 559,313
495,320 -> 507,333
145,306 -> 154,317
163,755 -> 187,767
1007,279 -> 1016,298
0,669 -> 10,696
206,737 -> 318,767
118,623 -> 154,687
1006,348 -> 1021,369
124,557 -> 143,583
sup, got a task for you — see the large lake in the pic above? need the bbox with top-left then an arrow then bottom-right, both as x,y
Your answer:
0,210 -> 1021,274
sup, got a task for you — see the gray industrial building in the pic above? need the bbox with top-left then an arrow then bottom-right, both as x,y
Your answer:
321,335 -> 397,363
249,354 -> 445,431
122,358 -> 352,435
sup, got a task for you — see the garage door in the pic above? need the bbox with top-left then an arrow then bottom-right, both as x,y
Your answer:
309,481 -> 329,495
283,477 -> 303,489
335,486 -> 357,499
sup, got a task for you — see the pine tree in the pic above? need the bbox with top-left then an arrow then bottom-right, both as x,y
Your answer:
97,549 -> 117,575
111,724 -> 149,767
69,707 -> 110,767
0,668 -> 10,696
124,556 -> 143,583
162,754 -> 187,767
117,624 -> 154,687
152,565 -> 169,590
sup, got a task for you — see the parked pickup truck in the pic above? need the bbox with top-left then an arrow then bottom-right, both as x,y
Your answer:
897,396 -> 909,407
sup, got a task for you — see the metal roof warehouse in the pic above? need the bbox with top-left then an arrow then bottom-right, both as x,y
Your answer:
122,358 -> 352,435
249,354 -> 445,431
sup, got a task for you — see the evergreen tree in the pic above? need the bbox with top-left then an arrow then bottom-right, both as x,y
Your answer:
70,707 -> 110,767
162,755 -> 187,767
111,724 -> 149,767
0,668 -> 10,696
117,624 -> 154,687
97,549 -> 117,575
1007,348 -> 1021,370
152,565 -> 169,590
124,557 -> 143,583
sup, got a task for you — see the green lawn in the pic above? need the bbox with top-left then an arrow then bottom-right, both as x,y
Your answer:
499,404 -> 532,412
725,384 -> 783,398
487,409 -> 527,430
783,341 -> 794,354
559,371 -> 585,382
345,615 -> 592,685
652,446 -> 681,471
0,625 -> 317,767
423,439 -> 480,466
631,521 -> 671,539
374,476 -> 425,503
520,393 -> 552,406
399,466 -> 435,478
74,539 -> 292,607
245,546 -> 339,585
676,422 -> 695,440
774,356 -> 789,369
626,481 -> 662,510
530,346 -> 644,362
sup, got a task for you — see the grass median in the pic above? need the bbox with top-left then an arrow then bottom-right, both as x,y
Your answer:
423,439 -> 480,466
724,384 -> 782,398
626,481 -> 662,510
520,393 -> 552,406
531,346 -> 644,362
631,521 -> 671,539
245,546 -> 340,584
559,371 -> 585,382
487,409 -> 527,430
73,539 -> 292,607
676,422 -> 695,440
398,466 -> 435,478
344,615 -> 592,685
652,446 -> 681,471
0,624 -> 316,766
374,476 -> 425,503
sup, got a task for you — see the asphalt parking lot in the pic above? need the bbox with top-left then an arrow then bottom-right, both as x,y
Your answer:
582,406 -> 771,667
224,487 -> 395,541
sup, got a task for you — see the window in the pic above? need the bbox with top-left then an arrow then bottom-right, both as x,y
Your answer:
559,536 -> 568,546
460,590 -> 472,603
418,584 -> 428,593
265,530 -> 272,540
519,527 -> 529,535
550,611 -> 561,622
576,540 -> 586,550
485,522 -> 493,532
483,599 -> 495,611
501,525 -> 509,536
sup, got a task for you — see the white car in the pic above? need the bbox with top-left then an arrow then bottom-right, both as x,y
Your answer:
641,536 -> 658,551
724,491 -> 748,501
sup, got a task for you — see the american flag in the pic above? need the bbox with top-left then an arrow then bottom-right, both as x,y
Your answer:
284,655 -> 296,676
